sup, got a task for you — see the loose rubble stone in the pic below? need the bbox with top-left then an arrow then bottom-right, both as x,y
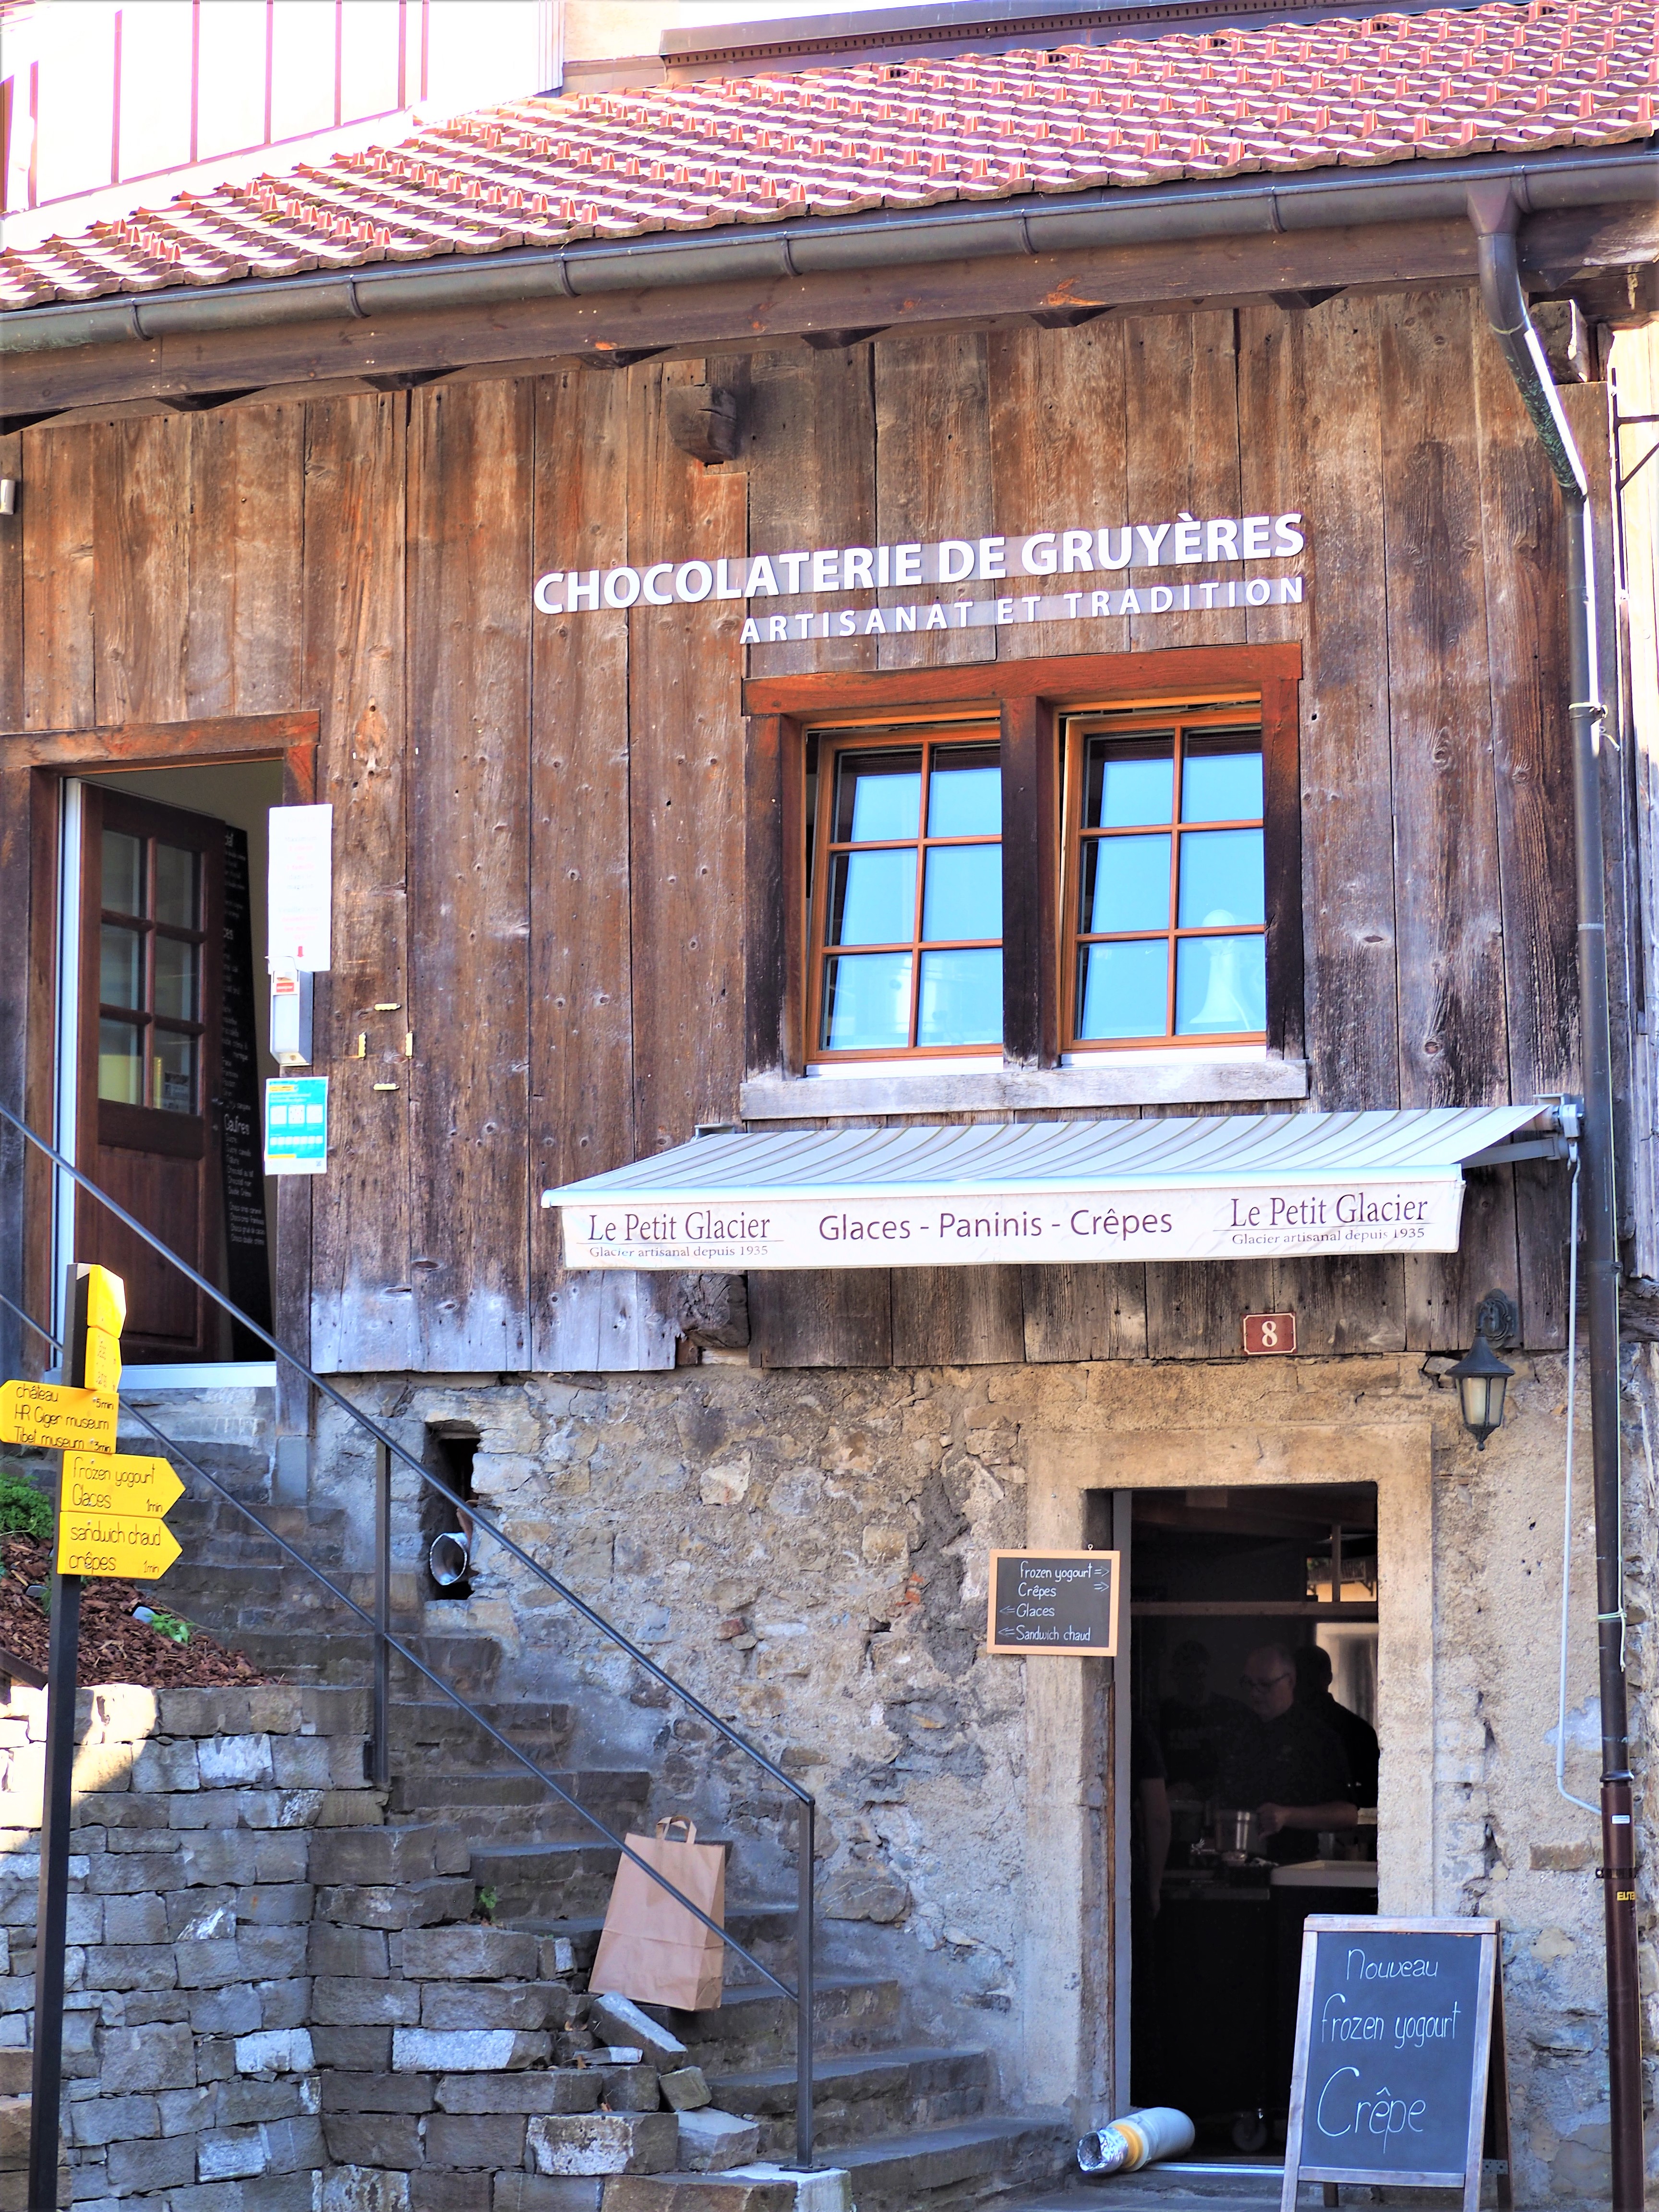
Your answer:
587,1995 -> 687,2070
525,2111 -> 677,2176
676,2108 -> 764,2172
817,1862 -> 910,1924
591,2063 -> 661,2113
393,2029 -> 550,2074
660,2066 -> 712,2111
401,1926 -> 538,1981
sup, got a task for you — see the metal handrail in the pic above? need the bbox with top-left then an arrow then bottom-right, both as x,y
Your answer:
0,1100 -> 817,2164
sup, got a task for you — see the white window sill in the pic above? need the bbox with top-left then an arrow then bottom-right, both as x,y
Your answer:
45,1362 -> 278,1391
739,1056 -> 1310,1119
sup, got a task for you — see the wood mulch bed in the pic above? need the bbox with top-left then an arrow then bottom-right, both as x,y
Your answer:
0,1534 -> 273,1689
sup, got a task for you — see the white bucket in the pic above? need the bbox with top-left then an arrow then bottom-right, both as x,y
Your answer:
1076,2105 -> 1196,2174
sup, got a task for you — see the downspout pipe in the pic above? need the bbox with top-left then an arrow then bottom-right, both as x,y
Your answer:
1468,180 -> 1643,2211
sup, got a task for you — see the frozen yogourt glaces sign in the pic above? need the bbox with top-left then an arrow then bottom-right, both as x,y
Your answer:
532,513 -> 1307,643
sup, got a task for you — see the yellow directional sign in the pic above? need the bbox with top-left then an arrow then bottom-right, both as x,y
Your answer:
84,1327 -> 121,1395
0,1381 -> 119,1454
56,1510 -> 182,1581
60,1452 -> 183,1520
83,1268 -> 126,1341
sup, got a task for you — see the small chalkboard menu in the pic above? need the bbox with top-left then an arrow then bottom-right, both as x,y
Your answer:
986,1550 -> 1119,1657
1281,1916 -> 1511,2212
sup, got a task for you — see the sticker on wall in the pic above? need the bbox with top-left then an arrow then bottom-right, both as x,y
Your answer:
264,1076 -> 328,1177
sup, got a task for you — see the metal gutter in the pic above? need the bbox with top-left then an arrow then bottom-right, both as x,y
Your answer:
4,143 -> 1653,358
1467,179 -> 1642,2212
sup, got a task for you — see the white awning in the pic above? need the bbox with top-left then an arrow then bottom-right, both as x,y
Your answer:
542,1104 -> 1554,1271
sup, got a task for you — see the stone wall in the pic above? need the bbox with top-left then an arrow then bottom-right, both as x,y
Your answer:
311,1341 -> 1659,2206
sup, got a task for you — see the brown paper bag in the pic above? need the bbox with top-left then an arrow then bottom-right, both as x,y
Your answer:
590,1815 -> 726,2012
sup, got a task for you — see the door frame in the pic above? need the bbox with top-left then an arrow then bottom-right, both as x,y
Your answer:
3,713 -> 319,1423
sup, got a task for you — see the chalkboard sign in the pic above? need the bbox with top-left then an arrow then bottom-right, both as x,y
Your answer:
1281,1917 -> 1511,2212
986,1550 -> 1119,1657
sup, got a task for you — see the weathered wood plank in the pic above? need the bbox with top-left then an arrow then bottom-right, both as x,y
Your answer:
890,1265 -> 1024,1365
0,433 -> 23,1376
94,417 -> 192,724
1022,1263 -> 1148,1361
748,1268 -> 893,1369
1405,1166 -> 1521,1353
1239,297 -> 1397,1106
186,402 -> 307,716
20,422 -> 96,732
1123,309 -> 1245,651
0,433 -> 20,736
303,394 -> 415,1375
1145,1259 -> 1277,1358
406,380 -> 533,1370
627,361 -> 750,1152
1270,1256 -> 1406,1354
744,346 -> 877,680
987,320 -> 1130,662
1000,695 -> 1058,1069
745,643 -> 1304,719
873,330 -> 995,670
744,713 -> 788,1080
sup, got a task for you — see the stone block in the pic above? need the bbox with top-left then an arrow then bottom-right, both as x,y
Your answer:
525,2113 -> 676,2177
401,1927 -> 538,1982
319,1879 -> 477,1931
436,2073 -> 602,2116
236,1926 -> 308,1980
178,1834 -> 263,1886
323,2112 -> 423,2169
98,2021 -> 196,2092
64,1897 -> 102,1945
234,2029 -> 314,2076
214,2079 -> 303,2128
198,1737 -> 276,1790
290,1687 -> 370,1736
68,1742 -> 135,1794
159,1691 -> 252,1738
131,1740 -> 201,1793
591,2067 -> 661,2115
659,2068 -> 711,2112
68,2093 -> 158,2147
600,2181 -> 798,2212
676,2111 -> 762,2173
173,1893 -> 237,1942
83,1941 -> 180,1993
82,1685 -> 161,1741
309,1827 -> 450,1886
313,1978 -> 421,2027
587,1998 -> 686,2073
174,1937 -> 243,1989
311,2027 -> 392,2071
493,2182 -> 602,2212
309,1925 -> 389,1977
410,2178 -> 492,2212
425,2112 -> 529,2168
102,1892 -> 168,1945
323,2170 -> 410,2212
271,1737 -> 361,1790
252,1977 -> 312,2031
235,1882 -> 315,1927
321,2073 -> 435,2114
393,2030 -> 550,2074
88,1851 -> 184,1895
195,2034 -> 240,2082
244,1687 -> 308,1734
158,2085 -> 219,2135
196,2126 -> 270,2181
243,2173 -> 323,2212
107,2133 -> 197,2191
420,1984 -> 561,2033
190,1985 -> 265,2036
255,2116 -> 324,2175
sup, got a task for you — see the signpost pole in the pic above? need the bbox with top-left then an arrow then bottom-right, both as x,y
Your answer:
27,1268 -> 91,2212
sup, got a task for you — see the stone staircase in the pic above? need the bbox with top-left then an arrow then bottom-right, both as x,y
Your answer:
151,1497 -> 1073,2211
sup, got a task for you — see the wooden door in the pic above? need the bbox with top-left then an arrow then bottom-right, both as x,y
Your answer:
76,786 -> 227,1361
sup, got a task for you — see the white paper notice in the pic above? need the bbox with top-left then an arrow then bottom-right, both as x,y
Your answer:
268,805 -> 333,971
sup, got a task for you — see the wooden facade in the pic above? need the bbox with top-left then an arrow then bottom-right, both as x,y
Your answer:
1,290 -> 1649,1380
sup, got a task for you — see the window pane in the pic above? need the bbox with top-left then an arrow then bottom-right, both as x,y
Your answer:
823,951 -> 913,1050
154,844 -> 198,930
98,1018 -> 144,1104
1178,829 -> 1265,928
1083,734 -> 1174,829
154,936 -> 200,1021
926,743 -> 1001,836
102,830 -> 145,916
1081,833 -> 1171,936
153,1029 -> 196,1113
917,948 -> 1002,1047
100,924 -> 144,1010
1175,934 -> 1267,1034
1076,939 -> 1168,1041
829,849 -> 916,947
834,750 -> 922,843
1182,732 -> 1263,823
922,844 -> 1001,942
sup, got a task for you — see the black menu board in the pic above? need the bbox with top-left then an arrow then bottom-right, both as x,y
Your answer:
986,1550 -> 1119,1657
1281,1916 -> 1511,2212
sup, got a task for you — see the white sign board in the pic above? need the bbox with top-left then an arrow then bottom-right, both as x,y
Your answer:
267,805 -> 333,971
557,1175 -> 1463,1272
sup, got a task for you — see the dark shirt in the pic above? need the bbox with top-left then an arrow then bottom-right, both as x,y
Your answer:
1158,1692 -> 1247,1794
1306,1690 -> 1380,1808
1215,1704 -> 1356,1864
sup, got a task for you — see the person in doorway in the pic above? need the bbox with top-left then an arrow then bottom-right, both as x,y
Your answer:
1294,1644 -> 1379,1808
1158,1637 -> 1247,1796
1215,1642 -> 1358,1864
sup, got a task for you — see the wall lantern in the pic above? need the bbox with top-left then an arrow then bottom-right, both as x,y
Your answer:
1445,1330 -> 1515,1451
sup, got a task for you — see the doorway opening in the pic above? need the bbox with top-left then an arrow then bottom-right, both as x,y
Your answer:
1124,1482 -> 1380,2156
55,761 -> 284,1370
422,1424 -> 478,1601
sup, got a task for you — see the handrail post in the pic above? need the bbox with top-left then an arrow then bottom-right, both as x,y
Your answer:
795,1796 -> 815,2169
372,1439 -> 391,1793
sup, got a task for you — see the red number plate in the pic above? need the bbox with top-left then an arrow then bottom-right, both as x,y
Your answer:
1242,1311 -> 1297,1355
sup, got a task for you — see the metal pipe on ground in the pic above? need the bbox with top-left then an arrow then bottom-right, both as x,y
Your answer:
1468,180 -> 1643,2212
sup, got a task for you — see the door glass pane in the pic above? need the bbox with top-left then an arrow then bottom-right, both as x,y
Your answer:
1178,829 -> 1265,927
834,750 -> 922,843
102,830 -> 145,916
1081,834 -> 1171,936
1077,939 -> 1168,1041
917,948 -> 1002,1046
154,843 -> 198,929
153,936 -> 199,1021
823,951 -> 913,1051
926,744 -> 1001,836
1175,935 -> 1267,1034
152,1029 -> 197,1113
98,1018 -> 144,1104
1182,733 -> 1263,823
1083,735 -> 1174,829
100,924 -> 144,1010
922,844 -> 1001,941
828,850 -> 916,947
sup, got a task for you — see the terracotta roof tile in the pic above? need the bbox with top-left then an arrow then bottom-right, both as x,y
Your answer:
1,0 -> 1652,311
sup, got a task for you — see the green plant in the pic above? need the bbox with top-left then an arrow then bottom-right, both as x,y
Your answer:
473,1885 -> 498,1924
0,1468 -> 53,1544
138,1607 -> 192,1647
